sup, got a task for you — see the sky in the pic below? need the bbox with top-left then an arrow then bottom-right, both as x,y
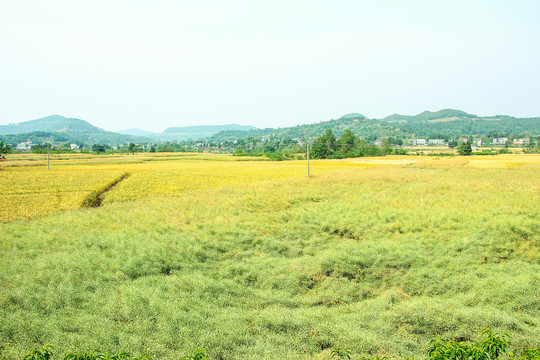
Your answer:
1,0 -> 539,132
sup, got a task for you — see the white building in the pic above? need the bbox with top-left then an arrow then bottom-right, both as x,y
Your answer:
473,138 -> 483,146
492,137 -> 508,145
513,138 -> 530,146
16,141 -> 32,150
408,139 -> 426,146
70,144 -> 79,150
428,139 -> 445,146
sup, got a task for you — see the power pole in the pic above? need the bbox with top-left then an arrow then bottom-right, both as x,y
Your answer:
47,147 -> 50,170
306,141 -> 310,178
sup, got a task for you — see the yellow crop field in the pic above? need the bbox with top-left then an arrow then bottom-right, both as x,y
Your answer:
0,168 -> 125,222
0,153 -> 373,222
2,153 -> 540,223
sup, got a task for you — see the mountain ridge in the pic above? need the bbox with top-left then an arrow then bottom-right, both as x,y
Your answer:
1,110 -> 538,147
0,115 -> 107,135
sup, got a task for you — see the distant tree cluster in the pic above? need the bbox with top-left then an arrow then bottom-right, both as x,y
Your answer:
457,141 -> 472,156
0,141 -> 11,159
309,129 -> 405,159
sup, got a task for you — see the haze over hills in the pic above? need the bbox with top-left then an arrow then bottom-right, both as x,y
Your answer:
1,109 -> 538,147
117,128 -> 156,136
0,116 -> 258,145
0,115 -> 143,146
118,124 -> 257,141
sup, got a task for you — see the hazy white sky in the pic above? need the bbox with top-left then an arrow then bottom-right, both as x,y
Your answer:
1,0 -> 539,132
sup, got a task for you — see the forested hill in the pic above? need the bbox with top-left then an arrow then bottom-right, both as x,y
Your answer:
0,115 -> 105,135
0,115 -> 144,146
210,109 -> 540,142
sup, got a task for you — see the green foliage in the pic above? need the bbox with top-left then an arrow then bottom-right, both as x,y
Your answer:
474,150 -> 498,155
309,129 -> 386,159
523,147 -> 540,154
336,129 -> 358,156
22,347 -> 150,360
311,128 -> 337,159
127,143 -> 142,154
91,144 -> 110,153
179,349 -> 208,360
64,351 -> 149,360
332,347 -> 352,359
265,152 -> 285,161
448,140 -> 458,148
512,346 -> 540,360
23,345 -> 54,360
0,141 -> 11,155
457,141 -> 472,156
427,328 -> 508,360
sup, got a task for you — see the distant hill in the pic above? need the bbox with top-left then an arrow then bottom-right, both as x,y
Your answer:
117,128 -> 156,136
209,109 -> 540,142
0,116 -> 258,145
162,124 -> 256,137
339,113 -> 366,120
2,110 -> 538,148
382,109 -> 477,122
0,115 -> 106,135
0,115 -> 144,146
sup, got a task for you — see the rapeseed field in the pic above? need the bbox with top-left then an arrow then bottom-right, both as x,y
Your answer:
0,153 -> 538,359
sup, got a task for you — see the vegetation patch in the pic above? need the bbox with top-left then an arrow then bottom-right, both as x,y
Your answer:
0,153 -> 538,359
80,173 -> 131,208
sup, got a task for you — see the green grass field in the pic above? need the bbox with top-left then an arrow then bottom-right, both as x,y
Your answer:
0,154 -> 539,359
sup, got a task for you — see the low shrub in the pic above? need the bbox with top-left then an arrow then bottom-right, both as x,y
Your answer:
20,331 -> 538,360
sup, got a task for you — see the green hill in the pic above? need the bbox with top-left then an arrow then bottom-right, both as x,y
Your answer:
383,109 -> 477,122
210,110 -> 540,143
160,124 -> 257,140
0,116 -> 145,146
0,115 -> 106,135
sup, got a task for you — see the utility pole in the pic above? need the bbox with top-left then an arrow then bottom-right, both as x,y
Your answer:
47,147 -> 50,170
306,141 -> 310,178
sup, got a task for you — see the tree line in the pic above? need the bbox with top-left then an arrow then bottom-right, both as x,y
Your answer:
309,129 -> 406,159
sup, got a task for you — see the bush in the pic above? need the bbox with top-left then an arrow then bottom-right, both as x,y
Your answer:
427,328 -> 508,360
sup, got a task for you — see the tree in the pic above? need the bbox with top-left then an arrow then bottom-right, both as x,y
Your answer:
380,138 -> 392,155
0,141 -> 11,159
337,129 -> 357,157
311,129 -> 337,159
458,141 -> 472,156
92,144 -> 107,153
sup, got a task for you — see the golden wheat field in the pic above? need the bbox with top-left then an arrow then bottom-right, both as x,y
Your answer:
0,153 -> 375,222
1,152 -> 539,223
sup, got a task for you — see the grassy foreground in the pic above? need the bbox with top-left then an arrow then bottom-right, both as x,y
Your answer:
0,154 -> 539,359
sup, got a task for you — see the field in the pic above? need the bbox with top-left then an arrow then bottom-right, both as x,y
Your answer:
0,153 -> 539,359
